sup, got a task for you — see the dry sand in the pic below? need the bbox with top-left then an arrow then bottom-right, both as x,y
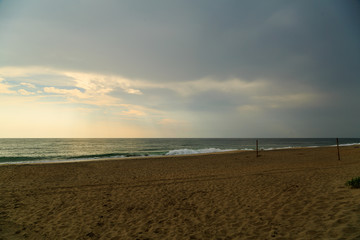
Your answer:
1,146 -> 360,239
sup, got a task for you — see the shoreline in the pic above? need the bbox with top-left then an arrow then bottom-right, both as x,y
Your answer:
1,143 -> 359,166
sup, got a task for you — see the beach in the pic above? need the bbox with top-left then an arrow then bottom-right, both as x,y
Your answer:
1,146 -> 360,239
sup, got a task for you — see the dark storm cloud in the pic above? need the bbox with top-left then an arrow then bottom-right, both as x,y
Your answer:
1,0 -> 358,84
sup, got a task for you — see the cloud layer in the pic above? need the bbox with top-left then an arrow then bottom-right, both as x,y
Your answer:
0,0 -> 359,137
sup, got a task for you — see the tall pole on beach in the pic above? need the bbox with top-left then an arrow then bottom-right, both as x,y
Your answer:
336,138 -> 340,161
256,139 -> 259,158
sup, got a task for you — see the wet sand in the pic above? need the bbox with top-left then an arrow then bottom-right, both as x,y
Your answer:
1,146 -> 360,239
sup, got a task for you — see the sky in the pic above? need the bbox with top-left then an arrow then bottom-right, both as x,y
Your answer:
0,0 -> 359,138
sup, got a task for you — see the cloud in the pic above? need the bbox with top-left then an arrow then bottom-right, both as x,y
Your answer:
158,118 -> 184,126
253,93 -> 325,109
237,104 -> 261,113
0,0 -> 359,137
118,104 -> 163,117
1,1 -> 359,86
0,78 -> 16,94
20,82 -> 36,88
120,109 -> 146,117
0,66 -> 55,77
166,78 -> 266,97
0,66 -> 169,121
18,89 -> 35,95
62,71 -> 143,95
43,87 -> 88,99
125,88 -> 142,95
0,63 -> 357,137
0,66 -> 147,106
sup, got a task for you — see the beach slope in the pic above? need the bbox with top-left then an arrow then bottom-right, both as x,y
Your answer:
1,146 -> 360,239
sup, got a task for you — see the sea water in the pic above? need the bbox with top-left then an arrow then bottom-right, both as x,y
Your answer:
0,138 -> 359,164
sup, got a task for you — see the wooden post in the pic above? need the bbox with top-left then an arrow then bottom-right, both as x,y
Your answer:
336,138 -> 340,161
256,139 -> 259,158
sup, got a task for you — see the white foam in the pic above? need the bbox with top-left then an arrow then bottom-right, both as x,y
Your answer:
263,146 -> 294,151
338,143 -> 360,147
263,145 -> 323,151
165,148 -> 236,156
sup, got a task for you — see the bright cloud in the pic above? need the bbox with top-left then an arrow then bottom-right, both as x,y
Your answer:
0,86 -> 15,94
62,71 -> 143,96
18,89 -> 35,95
125,88 -> 143,95
0,80 -> 15,94
0,66 -> 147,106
43,87 -> 88,99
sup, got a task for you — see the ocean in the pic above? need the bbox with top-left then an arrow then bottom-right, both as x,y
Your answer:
0,138 -> 359,165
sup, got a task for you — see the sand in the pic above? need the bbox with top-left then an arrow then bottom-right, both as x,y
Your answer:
1,146 -> 360,240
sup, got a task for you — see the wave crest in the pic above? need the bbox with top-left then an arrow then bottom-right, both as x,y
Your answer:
165,148 -> 236,156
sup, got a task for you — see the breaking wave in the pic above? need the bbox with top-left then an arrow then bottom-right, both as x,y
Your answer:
165,148 -> 236,155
